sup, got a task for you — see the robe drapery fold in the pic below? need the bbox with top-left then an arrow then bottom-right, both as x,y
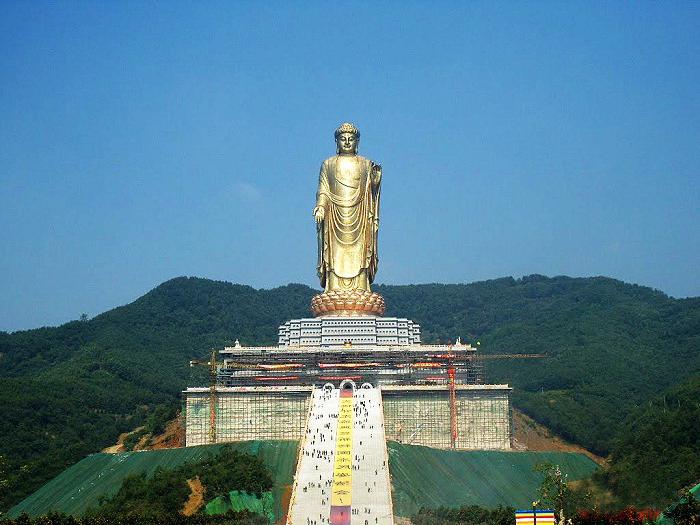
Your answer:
316,155 -> 381,292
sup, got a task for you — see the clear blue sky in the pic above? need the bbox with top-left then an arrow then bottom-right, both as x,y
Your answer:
1,2 -> 699,332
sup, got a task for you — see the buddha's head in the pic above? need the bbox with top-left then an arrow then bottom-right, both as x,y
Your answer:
335,122 -> 360,155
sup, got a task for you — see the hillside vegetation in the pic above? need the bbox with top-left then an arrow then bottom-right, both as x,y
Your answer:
90,445 -> 272,519
598,373 -> 700,506
7,441 -> 297,521
1,275 -> 699,511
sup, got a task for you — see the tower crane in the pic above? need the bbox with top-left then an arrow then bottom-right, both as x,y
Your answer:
189,350 -> 218,444
445,345 -> 546,449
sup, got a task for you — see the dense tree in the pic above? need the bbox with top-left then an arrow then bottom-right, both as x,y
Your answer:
597,375 -> 700,506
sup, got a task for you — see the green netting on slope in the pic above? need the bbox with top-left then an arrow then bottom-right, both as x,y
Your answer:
656,482 -> 700,525
205,496 -> 231,515
205,491 -> 275,523
11,438 -> 598,521
388,442 -> 599,517
8,441 -> 298,520
243,441 -> 297,522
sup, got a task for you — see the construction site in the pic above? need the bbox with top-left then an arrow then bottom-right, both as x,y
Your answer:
181,314 -> 547,524
184,316 -> 530,451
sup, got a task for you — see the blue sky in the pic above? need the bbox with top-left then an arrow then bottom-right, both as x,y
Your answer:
1,2 -> 699,331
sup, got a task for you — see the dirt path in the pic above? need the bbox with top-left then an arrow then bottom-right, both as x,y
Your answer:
149,418 -> 185,449
182,477 -> 205,516
512,409 -> 606,465
102,417 -> 185,454
101,430 -> 135,453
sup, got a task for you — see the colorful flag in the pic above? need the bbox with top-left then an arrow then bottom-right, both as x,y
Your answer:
515,510 -> 556,525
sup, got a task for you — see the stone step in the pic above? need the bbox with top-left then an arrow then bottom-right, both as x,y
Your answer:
287,385 -> 393,525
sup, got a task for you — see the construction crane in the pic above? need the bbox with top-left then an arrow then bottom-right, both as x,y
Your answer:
448,364 -> 458,448
189,350 -> 218,444
445,346 -> 546,449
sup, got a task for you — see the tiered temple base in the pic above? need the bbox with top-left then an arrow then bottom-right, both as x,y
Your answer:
310,289 -> 386,317
278,316 -> 421,347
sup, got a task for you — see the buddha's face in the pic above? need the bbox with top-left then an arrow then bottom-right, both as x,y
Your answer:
336,132 -> 358,155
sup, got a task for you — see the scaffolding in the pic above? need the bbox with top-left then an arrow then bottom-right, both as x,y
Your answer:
185,387 -> 311,447
185,383 -> 511,450
184,342 -> 538,449
214,346 -> 490,387
382,386 -> 511,449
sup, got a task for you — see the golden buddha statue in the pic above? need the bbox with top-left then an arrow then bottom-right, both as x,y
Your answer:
310,123 -> 386,317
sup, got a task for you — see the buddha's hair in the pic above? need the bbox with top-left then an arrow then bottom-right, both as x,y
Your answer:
334,122 -> 360,139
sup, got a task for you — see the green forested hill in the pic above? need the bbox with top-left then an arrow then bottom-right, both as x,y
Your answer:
0,279 -> 313,512
601,373 -> 700,506
1,275 -> 699,511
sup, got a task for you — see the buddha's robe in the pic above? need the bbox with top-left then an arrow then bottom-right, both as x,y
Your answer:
316,154 -> 381,292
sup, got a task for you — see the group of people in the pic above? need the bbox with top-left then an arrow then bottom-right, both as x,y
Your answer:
300,390 -> 338,507
351,392 -> 389,501
294,387 -> 391,524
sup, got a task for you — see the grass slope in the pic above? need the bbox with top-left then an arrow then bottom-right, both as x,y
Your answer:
7,441 -> 298,521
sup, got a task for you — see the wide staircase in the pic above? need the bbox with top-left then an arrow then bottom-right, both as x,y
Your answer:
287,385 -> 393,525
